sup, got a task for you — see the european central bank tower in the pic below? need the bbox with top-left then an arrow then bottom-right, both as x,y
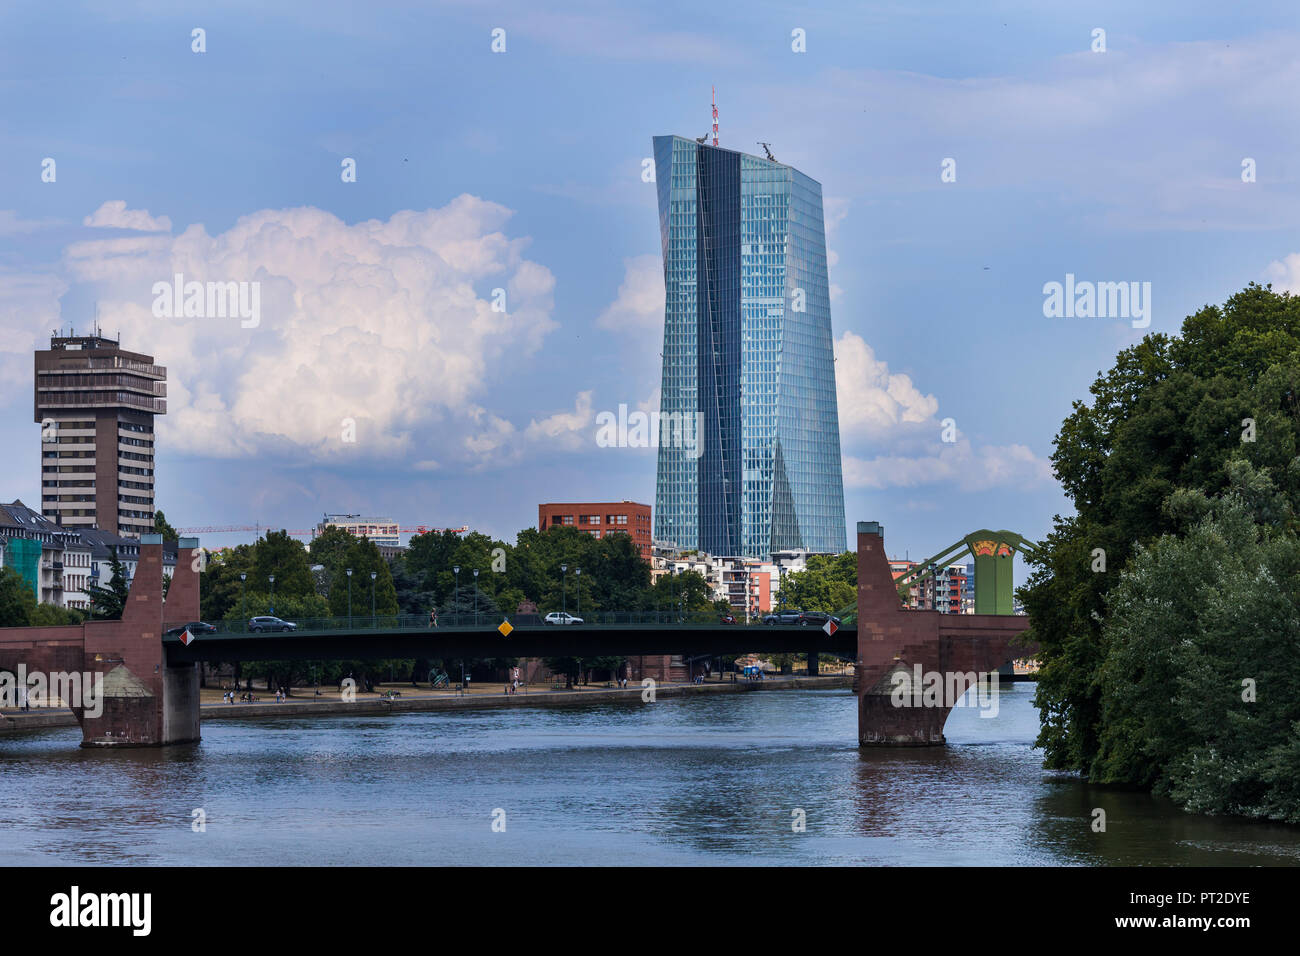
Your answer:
652,135 -> 846,558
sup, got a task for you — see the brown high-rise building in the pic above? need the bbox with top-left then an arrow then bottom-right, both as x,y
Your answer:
34,332 -> 166,537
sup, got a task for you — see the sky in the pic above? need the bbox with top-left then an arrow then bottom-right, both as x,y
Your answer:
1,1 -> 1298,562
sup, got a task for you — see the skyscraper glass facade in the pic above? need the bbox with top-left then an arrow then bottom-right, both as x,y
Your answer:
653,135 -> 846,558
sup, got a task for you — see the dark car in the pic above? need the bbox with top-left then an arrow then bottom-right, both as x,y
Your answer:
720,614 -> 737,625
763,609 -> 803,625
798,611 -> 842,627
248,615 -> 297,633
164,621 -> 217,637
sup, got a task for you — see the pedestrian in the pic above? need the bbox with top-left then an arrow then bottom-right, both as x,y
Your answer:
429,607 -> 438,629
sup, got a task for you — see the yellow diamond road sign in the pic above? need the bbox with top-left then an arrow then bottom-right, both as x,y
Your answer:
498,619 -> 513,637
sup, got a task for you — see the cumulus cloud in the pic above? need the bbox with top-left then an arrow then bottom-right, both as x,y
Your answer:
1265,253 -> 1300,293
834,331 -> 939,439
834,329 -> 1052,491
48,196 -> 559,464
595,254 -> 663,334
83,200 -> 172,232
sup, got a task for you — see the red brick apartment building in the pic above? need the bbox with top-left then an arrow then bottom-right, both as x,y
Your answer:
537,501 -> 652,560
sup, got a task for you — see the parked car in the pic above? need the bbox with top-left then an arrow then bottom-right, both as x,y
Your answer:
164,621 -> 217,637
720,614 -> 737,625
543,611 -> 584,626
763,609 -> 804,625
248,615 -> 297,633
798,611 -> 842,627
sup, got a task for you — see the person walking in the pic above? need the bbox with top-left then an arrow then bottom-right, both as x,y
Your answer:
429,607 -> 438,628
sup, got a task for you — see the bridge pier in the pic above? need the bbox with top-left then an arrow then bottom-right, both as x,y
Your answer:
77,535 -> 202,748
854,521 -> 1033,748
806,651 -> 819,676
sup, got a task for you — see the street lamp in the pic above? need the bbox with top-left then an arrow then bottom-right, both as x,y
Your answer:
346,568 -> 353,626
268,574 -> 275,615
453,566 -> 460,626
473,569 -> 480,626
370,570 -> 377,626
240,572 -> 247,623
561,564 -> 568,618
575,568 -> 581,617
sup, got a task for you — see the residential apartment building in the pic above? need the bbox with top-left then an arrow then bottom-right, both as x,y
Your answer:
34,332 -> 166,537
0,499 -> 93,609
890,559 -> 969,613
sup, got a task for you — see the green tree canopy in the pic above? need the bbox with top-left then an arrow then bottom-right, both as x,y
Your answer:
1022,283 -> 1300,820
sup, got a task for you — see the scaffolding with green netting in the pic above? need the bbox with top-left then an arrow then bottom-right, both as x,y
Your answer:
2,537 -> 42,601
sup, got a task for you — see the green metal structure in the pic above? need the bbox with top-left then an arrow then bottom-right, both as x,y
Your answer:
893,530 -> 1039,615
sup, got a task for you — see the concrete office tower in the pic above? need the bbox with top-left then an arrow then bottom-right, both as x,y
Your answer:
34,332 -> 166,537
652,135 -> 846,558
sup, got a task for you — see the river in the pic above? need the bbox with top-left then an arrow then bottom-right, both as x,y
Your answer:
3,682 -> 1298,865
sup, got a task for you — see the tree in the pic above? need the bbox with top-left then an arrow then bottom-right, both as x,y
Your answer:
153,510 -> 180,540
87,548 -> 131,620
1021,283 -> 1300,805
0,567 -> 34,627
776,552 -> 857,614
1093,465 -> 1300,821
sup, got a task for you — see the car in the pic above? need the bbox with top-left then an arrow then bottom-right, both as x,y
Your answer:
164,621 -> 217,637
798,611 -> 842,627
763,609 -> 803,625
248,616 -> 297,633
543,611 -> 584,626
720,614 -> 737,625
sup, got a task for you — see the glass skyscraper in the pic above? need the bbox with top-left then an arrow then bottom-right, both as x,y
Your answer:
652,135 -> 846,558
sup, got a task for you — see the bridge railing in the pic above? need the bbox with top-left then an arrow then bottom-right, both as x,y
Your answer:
163,609 -> 821,636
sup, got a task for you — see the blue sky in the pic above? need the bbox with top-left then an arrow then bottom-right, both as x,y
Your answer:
1,1 -> 1298,561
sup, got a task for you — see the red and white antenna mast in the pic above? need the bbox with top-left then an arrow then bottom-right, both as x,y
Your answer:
711,86 -> 719,146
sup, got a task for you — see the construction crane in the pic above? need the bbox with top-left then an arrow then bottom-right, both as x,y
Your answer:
178,524 -> 469,537
757,142 -> 777,162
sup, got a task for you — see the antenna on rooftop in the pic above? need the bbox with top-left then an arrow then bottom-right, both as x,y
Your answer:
711,86 -> 719,146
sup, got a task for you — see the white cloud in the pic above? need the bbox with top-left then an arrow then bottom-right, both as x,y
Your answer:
523,390 -> 595,448
83,200 -> 172,232
44,196 -> 558,464
1265,253 -> 1300,293
844,441 -> 1053,492
0,270 -> 68,381
596,254 -> 663,334
835,331 -> 939,439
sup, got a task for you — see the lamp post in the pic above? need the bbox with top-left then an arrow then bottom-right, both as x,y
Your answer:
370,570 -> 377,627
268,574 -> 275,615
575,568 -> 581,617
453,566 -> 460,626
561,564 -> 568,619
346,568 -> 353,626
240,572 -> 247,623
473,569 -> 480,626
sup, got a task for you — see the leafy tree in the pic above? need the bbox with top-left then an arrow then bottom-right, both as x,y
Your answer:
0,567 -> 34,626
326,536 -> 398,618
1094,465 -> 1300,821
31,604 -> 84,626
776,552 -> 857,613
153,510 -> 180,540
87,548 -> 131,620
1021,283 -> 1300,812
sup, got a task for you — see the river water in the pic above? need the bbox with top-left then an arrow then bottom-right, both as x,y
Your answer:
2,683 -> 1298,865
